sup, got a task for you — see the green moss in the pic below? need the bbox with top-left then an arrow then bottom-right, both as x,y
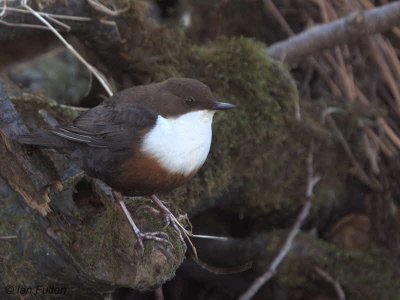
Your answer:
147,37 -> 349,220
261,232 -> 400,300
47,183 -> 184,290
0,178 -> 185,294
11,93 -> 79,130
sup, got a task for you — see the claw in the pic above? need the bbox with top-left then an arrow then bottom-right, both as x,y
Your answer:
135,231 -> 172,254
151,195 -> 188,245
114,192 -> 172,255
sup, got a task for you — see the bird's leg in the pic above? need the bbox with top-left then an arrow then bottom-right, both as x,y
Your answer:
150,195 -> 190,244
113,191 -> 171,254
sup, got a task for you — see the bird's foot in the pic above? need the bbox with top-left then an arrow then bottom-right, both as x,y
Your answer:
116,195 -> 171,255
150,195 -> 191,246
134,231 -> 172,255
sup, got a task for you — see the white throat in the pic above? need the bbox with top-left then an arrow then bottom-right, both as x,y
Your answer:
141,110 -> 215,175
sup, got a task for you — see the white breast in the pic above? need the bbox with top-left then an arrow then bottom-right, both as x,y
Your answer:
141,110 -> 214,175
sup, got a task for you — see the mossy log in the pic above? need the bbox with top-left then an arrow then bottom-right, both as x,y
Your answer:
0,92 -> 186,299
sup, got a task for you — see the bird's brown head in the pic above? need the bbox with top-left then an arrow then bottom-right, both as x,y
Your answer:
150,78 -> 235,118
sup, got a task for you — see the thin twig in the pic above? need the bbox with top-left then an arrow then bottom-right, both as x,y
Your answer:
0,18 -> 50,30
0,0 -> 6,18
4,7 -> 92,21
315,266 -> 346,300
362,132 -> 380,174
211,0 -> 229,39
262,0 -> 301,119
368,37 -> 400,114
239,144 -> 320,300
20,0 -> 114,97
154,287 -> 164,300
263,0 -> 294,36
377,117 -> 400,150
364,126 -> 395,157
59,104 -> 89,112
87,0 -> 129,16
44,14 -> 71,31
0,235 -> 17,239
326,116 -> 378,189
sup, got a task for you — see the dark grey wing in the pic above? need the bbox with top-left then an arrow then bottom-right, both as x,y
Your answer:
50,101 -> 158,151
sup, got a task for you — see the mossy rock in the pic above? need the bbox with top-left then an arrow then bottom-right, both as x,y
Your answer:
10,37 -> 349,222
256,231 -> 400,300
153,37 -> 349,221
0,177 -> 185,299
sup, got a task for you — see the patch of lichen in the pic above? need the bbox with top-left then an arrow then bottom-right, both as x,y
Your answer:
259,231 -> 400,299
158,37 -> 349,220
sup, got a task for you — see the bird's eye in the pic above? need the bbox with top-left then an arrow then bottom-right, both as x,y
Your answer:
184,96 -> 196,106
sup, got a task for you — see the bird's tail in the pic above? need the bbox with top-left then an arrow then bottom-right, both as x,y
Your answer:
18,130 -> 72,148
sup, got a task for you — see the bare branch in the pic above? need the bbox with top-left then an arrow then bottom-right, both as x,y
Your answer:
314,267 -> 346,300
267,2 -> 400,65
238,144 -> 320,300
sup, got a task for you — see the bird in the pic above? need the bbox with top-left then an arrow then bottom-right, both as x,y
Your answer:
18,77 -> 235,252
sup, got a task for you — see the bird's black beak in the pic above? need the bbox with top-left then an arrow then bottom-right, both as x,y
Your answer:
213,101 -> 236,111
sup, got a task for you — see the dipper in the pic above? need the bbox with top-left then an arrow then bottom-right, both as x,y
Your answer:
19,78 -> 235,250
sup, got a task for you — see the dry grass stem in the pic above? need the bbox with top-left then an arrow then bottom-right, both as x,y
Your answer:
0,235 -> 17,239
364,126 -> 395,157
5,7 -> 92,22
0,1 -> 114,96
362,132 -> 380,174
87,0 -> 129,16
368,38 -> 400,113
378,117 -> 400,150
20,0 -> 114,97
263,0 -> 294,36
327,116 -> 377,189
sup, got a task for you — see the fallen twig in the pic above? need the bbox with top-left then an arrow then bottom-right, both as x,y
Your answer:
238,144 -> 320,300
267,1 -> 400,65
314,266 -> 346,300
